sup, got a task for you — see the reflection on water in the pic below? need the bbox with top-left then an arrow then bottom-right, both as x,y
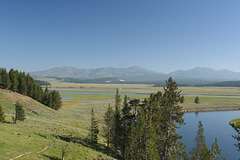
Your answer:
178,110 -> 240,159
194,111 -> 199,117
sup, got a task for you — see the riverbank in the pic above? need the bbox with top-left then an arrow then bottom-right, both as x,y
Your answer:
229,118 -> 240,127
183,106 -> 240,113
54,82 -> 240,113
182,102 -> 240,113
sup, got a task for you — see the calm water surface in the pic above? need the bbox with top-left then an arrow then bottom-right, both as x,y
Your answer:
178,110 -> 240,159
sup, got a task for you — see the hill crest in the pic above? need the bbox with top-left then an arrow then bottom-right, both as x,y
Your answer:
0,88 -> 55,115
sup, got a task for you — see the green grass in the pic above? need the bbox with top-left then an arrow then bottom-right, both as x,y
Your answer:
0,121 -> 114,159
62,94 -> 148,101
180,87 -> 240,96
61,91 -> 240,113
0,89 -> 116,160
229,118 -> 240,127
182,96 -> 240,112
40,78 -> 240,96
184,96 -> 240,104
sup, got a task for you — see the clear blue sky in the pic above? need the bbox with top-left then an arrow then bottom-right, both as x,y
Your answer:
1,0 -> 240,73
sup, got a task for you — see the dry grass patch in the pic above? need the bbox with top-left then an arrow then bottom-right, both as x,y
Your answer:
62,101 -> 86,109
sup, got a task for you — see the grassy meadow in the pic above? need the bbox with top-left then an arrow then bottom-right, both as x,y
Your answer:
0,89 -> 116,160
1,78 -> 240,159
61,94 -> 149,101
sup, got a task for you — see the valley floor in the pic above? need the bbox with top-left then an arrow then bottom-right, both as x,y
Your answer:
1,80 -> 240,159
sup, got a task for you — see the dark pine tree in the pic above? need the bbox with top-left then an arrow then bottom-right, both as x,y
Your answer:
51,90 -> 62,110
89,108 -> 99,145
180,96 -> 185,103
48,91 -> 53,108
14,102 -> 26,123
26,73 -> 34,97
113,89 -> 122,151
178,142 -> 189,160
9,69 -> 18,92
211,138 -> 225,160
129,98 -> 140,117
104,103 -> 114,149
137,107 -> 158,159
121,95 -> 132,157
195,96 -> 200,104
125,117 -> 138,160
32,83 -> 38,100
42,86 -> 49,105
190,121 -> 210,160
37,84 -> 43,102
0,68 -> 10,89
160,77 -> 184,160
18,72 -> 27,95
0,105 -> 5,123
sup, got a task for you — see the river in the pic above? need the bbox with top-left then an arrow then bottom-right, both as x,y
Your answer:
60,91 -> 240,97
178,110 -> 240,159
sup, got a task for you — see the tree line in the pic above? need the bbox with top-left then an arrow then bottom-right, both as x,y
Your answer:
180,96 -> 200,104
88,77 -> 224,159
0,102 -> 26,124
34,79 -> 51,86
0,68 -> 62,110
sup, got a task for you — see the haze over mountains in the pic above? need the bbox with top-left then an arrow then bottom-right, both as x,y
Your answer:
30,66 -> 240,83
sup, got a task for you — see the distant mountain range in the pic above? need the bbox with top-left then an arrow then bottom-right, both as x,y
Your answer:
30,66 -> 167,81
30,66 -> 240,84
168,67 -> 240,81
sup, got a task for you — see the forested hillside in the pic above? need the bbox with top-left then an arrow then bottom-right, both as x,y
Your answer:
0,68 -> 62,110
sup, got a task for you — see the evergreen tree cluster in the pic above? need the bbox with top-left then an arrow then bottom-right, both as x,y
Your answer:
190,121 -> 225,160
42,87 -> 62,110
104,78 -> 224,159
104,78 -> 185,159
0,68 -> 62,110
